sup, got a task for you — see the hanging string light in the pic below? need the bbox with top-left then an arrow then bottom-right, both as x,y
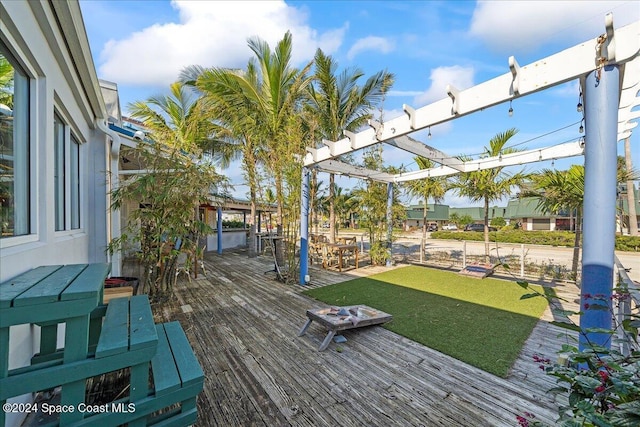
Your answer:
576,90 -> 583,112
579,119 -> 584,134
508,100 -> 513,117
428,126 -> 432,139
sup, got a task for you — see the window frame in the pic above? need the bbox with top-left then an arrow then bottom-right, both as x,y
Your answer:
53,109 -> 82,232
0,44 -> 31,240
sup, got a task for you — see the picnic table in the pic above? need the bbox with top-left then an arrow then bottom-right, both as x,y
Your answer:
0,264 -> 203,426
298,305 -> 393,351
322,243 -> 359,271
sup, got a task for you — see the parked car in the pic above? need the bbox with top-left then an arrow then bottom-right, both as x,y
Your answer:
427,224 -> 438,232
464,223 -> 497,232
442,224 -> 458,231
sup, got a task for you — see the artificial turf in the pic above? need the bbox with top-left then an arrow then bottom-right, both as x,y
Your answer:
303,265 -> 548,377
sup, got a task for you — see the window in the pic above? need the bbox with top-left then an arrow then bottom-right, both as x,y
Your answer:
54,113 -> 65,230
53,112 -> 81,231
0,46 -> 30,238
70,134 -> 80,229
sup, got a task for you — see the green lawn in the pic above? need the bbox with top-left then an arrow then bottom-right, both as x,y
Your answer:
303,266 -> 548,377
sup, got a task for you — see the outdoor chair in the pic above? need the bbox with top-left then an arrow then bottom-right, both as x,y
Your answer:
175,251 -> 192,282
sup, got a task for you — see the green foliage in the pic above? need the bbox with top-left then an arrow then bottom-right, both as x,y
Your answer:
616,235 -> 640,252
109,82 -> 226,300
515,283 -> 640,427
306,48 -> 394,243
491,216 -> 507,227
351,145 -> 404,265
430,230 -> 638,252
221,220 -> 246,229
451,129 -> 527,261
368,240 -> 390,266
303,266 -> 548,377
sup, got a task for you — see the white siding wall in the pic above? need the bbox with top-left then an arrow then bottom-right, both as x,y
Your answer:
0,2 -> 108,425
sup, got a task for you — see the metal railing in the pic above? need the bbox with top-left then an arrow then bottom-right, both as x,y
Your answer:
614,256 -> 640,356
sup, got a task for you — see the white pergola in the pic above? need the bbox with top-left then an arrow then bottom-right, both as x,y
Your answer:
299,15 -> 639,352
303,15 -> 638,181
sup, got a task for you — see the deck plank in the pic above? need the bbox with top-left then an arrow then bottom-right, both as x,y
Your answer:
135,249 -> 573,426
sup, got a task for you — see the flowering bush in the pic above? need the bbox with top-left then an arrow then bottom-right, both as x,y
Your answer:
515,281 -> 640,427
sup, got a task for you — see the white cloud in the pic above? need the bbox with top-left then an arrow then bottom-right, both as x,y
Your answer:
414,65 -> 475,105
387,90 -> 424,97
346,36 -> 395,60
469,1 -> 640,53
98,0 -> 347,86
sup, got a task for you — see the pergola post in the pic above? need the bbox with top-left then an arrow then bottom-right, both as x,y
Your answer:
299,167 -> 310,285
386,182 -> 393,267
579,65 -> 619,351
217,206 -> 223,255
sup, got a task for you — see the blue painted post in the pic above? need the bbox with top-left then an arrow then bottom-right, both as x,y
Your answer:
386,182 -> 393,267
217,206 -> 223,255
579,65 -> 619,351
299,167 -> 310,285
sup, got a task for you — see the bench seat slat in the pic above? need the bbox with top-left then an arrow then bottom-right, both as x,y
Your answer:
163,321 -> 204,388
151,324 -> 181,396
13,265 -> 87,307
130,295 -> 157,351
95,297 -> 129,358
0,266 -> 62,308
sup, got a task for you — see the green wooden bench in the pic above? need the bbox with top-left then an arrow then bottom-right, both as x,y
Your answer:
0,265 -> 204,427
65,322 -> 204,427
0,264 -> 111,426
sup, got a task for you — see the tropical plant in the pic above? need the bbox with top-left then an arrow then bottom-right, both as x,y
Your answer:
108,82 -> 226,300
306,49 -> 393,243
514,279 -> 640,427
407,156 -> 449,258
352,145 -> 404,265
526,165 -> 584,280
451,128 -> 527,262
186,61 -> 264,258
526,161 -> 636,280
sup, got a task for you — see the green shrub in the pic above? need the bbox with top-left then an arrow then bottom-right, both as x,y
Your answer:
616,235 -> 640,252
430,230 -> 638,252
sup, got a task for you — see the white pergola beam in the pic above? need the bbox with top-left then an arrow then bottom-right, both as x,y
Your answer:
314,160 -> 395,183
303,19 -> 639,167
393,140 -> 584,182
386,136 -> 465,171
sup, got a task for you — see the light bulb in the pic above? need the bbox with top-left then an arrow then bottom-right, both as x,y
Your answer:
576,102 -> 583,113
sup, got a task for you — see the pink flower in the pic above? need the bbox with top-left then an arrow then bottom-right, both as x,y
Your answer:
598,370 -> 609,382
595,385 -> 605,393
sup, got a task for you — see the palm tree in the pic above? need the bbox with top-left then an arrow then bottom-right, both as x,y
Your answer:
188,61 -> 264,256
114,82 -> 225,297
306,49 -> 393,243
189,31 -> 311,261
527,165 -> 584,279
528,160 -> 637,280
407,156 -> 449,258
451,128 -> 527,263
244,32 -> 312,232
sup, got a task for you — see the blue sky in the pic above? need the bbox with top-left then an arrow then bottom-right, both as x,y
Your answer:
79,1 -> 639,206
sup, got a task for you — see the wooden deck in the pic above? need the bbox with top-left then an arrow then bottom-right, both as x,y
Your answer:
137,250 -> 577,426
